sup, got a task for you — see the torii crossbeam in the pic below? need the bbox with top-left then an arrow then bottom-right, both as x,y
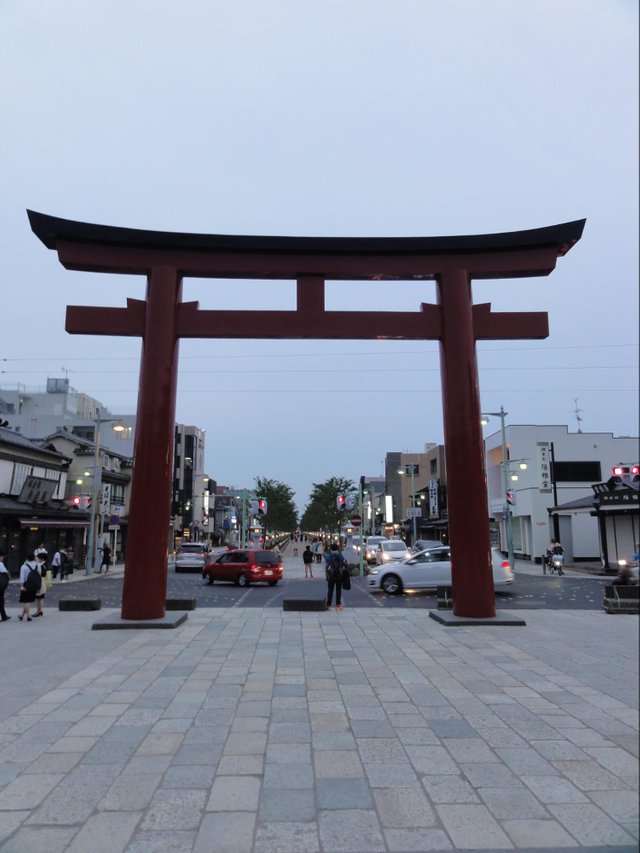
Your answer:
28,211 -> 585,620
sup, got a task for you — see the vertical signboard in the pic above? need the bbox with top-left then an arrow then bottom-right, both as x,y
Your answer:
429,479 -> 439,517
536,442 -> 552,492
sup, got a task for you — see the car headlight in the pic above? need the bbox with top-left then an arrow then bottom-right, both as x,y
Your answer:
369,569 -> 379,575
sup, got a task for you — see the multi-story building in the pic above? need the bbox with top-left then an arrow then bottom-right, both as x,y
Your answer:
172,424 -> 208,546
0,426 -> 89,572
384,444 -> 448,543
483,423 -> 639,562
42,430 -> 132,562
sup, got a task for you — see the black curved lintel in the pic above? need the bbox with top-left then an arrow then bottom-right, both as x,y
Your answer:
27,210 -> 585,258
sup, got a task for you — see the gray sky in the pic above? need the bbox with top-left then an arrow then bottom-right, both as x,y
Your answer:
1,0 -> 638,512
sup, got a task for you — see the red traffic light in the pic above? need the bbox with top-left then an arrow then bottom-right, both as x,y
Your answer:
631,465 -> 639,476
71,495 -> 81,506
612,466 -> 624,476
336,495 -> 346,510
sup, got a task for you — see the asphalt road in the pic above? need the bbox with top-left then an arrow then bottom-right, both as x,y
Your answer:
34,570 -> 610,611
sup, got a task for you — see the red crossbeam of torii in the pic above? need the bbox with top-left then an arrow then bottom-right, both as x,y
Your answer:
28,211 -> 585,621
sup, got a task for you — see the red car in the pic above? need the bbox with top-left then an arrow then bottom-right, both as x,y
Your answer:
203,549 -> 282,587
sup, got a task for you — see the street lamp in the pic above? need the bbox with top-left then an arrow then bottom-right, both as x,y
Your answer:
398,464 -> 419,545
480,406 -> 527,571
84,413 -> 127,575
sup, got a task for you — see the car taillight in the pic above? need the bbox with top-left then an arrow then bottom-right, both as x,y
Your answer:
501,561 -> 510,570
250,564 -> 259,572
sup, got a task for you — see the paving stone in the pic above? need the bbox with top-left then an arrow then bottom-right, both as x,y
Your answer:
365,762 -> 420,788
268,721 -> 311,743
318,808 -> 386,852
436,803 -> 513,849
589,788 -> 640,823
207,775 -> 261,811
66,811 -> 141,852
584,746 -> 640,778
553,758 -> 631,790
128,829 -> 197,852
521,774 -> 589,804
25,764 -> 120,825
373,787 -> 436,827
254,821 -> 320,852
264,762 -> 314,788
0,772 -> 65,810
0,825 -> 78,852
428,718 -> 479,738
216,754 -> 264,776
266,743 -> 310,764
496,746 -> 560,775
312,731 -> 356,751
444,738 -> 499,763
421,774 -> 481,804
383,827 -> 453,851
548,802 -> 637,846
356,737 -> 407,763
316,778 -> 374,809
479,786 -> 550,819
501,817 -> 580,848
407,745 -> 459,775
259,788 -> 315,822
314,749 -> 364,778
194,812 -> 255,853
531,739 -> 589,760
100,773 -> 161,810
122,755 -> 174,775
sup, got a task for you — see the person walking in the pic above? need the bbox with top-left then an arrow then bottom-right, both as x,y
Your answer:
51,546 -> 69,581
33,552 -> 49,617
324,543 -> 346,611
0,550 -> 11,621
98,542 -> 112,574
18,552 -> 40,622
302,544 -> 314,578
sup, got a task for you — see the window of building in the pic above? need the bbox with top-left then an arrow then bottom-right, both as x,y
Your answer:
430,459 -> 437,475
554,461 -> 602,482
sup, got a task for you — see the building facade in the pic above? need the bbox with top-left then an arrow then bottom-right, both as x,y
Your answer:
0,426 -> 91,574
483,424 -> 639,562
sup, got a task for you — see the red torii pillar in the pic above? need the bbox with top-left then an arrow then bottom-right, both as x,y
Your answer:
28,211 -> 585,620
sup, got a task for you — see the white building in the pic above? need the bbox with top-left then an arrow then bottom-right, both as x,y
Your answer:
483,424 -> 639,562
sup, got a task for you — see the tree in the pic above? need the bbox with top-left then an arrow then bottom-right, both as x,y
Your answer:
254,476 -> 298,539
300,476 -> 355,535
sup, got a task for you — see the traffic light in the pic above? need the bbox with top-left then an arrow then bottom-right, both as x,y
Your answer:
257,498 -> 268,515
506,491 -> 514,506
345,494 -> 356,511
82,495 -> 93,510
336,494 -> 346,511
71,495 -> 81,507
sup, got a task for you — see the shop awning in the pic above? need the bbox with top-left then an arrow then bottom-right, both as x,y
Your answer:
19,518 -> 90,528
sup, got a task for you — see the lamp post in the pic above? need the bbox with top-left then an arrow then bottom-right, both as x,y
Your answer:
398,464 -> 418,546
85,413 -> 126,575
480,406 -> 527,571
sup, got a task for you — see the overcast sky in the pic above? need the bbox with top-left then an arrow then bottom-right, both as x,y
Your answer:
1,0 -> 637,512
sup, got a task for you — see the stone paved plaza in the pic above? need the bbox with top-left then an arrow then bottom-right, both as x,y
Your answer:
0,562 -> 637,851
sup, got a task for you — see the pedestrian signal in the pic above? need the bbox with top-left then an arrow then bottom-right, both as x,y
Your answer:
336,495 -> 346,511
258,499 -> 268,515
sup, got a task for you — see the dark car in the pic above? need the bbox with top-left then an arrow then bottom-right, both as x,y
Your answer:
203,549 -> 283,587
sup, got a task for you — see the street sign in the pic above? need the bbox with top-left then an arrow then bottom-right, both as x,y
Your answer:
350,514 -> 362,527
108,524 -> 120,531
406,508 -> 421,517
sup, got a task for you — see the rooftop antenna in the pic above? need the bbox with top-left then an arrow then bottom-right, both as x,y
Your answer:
573,397 -> 583,433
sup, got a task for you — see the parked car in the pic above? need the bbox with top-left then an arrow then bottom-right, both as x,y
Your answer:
203,549 -> 282,587
367,546 -> 514,594
175,542 -> 209,573
375,540 -> 411,565
363,536 -> 387,563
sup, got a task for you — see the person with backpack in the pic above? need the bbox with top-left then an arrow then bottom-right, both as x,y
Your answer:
324,543 -> 346,611
302,545 -> 314,578
18,552 -> 41,622
32,552 -> 48,617
51,546 -> 69,581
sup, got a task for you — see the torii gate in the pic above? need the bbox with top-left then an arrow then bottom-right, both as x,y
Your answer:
28,211 -> 585,621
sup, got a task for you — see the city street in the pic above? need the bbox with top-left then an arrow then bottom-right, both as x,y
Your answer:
29,550 -> 611,613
